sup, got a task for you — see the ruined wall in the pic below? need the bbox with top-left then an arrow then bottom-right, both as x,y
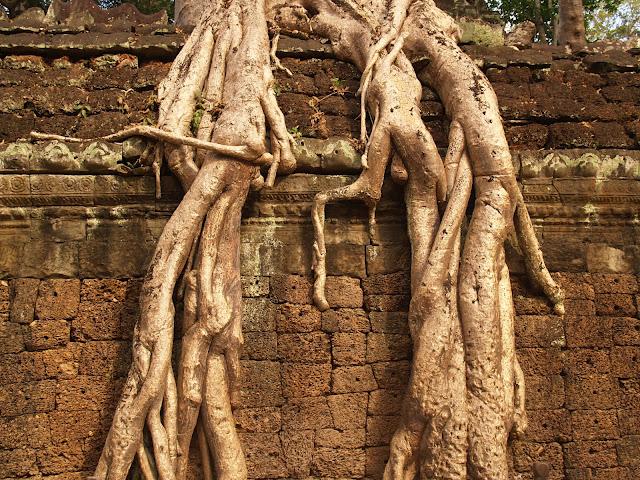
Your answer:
1,12 -> 640,480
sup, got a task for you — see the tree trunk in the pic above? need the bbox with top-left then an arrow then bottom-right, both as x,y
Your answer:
558,0 -> 586,48
35,1 -> 565,479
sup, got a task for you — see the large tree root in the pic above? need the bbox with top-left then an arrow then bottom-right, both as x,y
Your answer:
67,0 -> 564,478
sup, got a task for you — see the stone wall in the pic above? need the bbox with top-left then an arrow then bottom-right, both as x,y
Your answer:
1,13 -> 640,480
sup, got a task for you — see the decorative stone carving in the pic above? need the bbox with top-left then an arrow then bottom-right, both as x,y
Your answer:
82,142 -> 122,171
0,143 -> 32,170
39,141 -> 81,171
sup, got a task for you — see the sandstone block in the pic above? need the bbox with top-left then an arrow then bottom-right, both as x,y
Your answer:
362,271 -> 410,295
0,413 -> 51,449
327,392 -> 368,429
565,441 -> 618,469
332,365 -> 377,393
270,275 -> 313,304
282,396 -> 332,430
618,409 -> 640,435
613,317 -> 640,346
324,276 -> 363,308
369,311 -> 410,334
243,298 -> 276,332
617,435 -> 640,466
0,321 -> 24,354
572,410 -> 620,440
280,430 -> 314,478
366,415 -> 399,446
80,279 -> 128,302
239,432 -> 288,479
235,407 -> 281,433
278,332 -> 330,363
610,347 -> 640,378
326,244 -> 366,277
566,316 -> 613,348
0,447 -> 38,477
551,272 -> 595,300
20,241 -> 79,278
515,315 -> 565,348
0,380 -> 56,416
524,409 -> 572,442
368,389 -> 403,416
512,441 -> 564,477
24,320 -> 69,351
37,439 -> 88,475
241,276 -> 270,297
282,363 -> 331,397
591,274 -> 638,294
372,361 -> 411,389
71,302 -> 135,341
586,244 -> 634,273
48,409 -> 102,442
524,374 -> 565,410
366,333 -> 411,362
321,308 -> 369,332
315,428 -> 365,448
366,245 -> 410,274
276,303 -> 320,332
332,332 -> 366,365
35,279 -> 80,320
55,376 -> 124,412
72,340 -> 131,378
567,375 -> 621,410
239,361 -> 283,408
566,349 -> 611,375
312,447 -> 366,477
9,278 -> 39,324
595,294 -> 636,317
242,332 -> 277,361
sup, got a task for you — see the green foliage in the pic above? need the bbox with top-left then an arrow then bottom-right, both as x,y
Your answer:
99,0 -> 174,18
486,0 -> 620,41
588,0 -> 640,41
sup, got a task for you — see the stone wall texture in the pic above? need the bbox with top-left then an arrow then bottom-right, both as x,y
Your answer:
1,17 -> 639,480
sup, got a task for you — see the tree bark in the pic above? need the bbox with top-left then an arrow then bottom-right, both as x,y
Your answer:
558,0 -> 586,48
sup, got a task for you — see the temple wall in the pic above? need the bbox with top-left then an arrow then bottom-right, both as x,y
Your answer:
0,14 -> 639,480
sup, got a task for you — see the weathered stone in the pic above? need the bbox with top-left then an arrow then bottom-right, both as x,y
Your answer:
321,308 -> 369,332
24,319 -> 69,351
312,447 -> 366,477
234,407 -> 281,433
366,415 -> 399,446
316,428 -> 365,448
282,363 -> 331,397
281,396 -> 332,430
242,332 -> 277,361
332,365 -> 377,393
239,361 -> 283,408
280,429 -> 314,478
276,303 -> 320,332
242,298 -> 276,332
366,333 -> 412,362
327,392 -> 368,430
35,279 -> 80,320
332,332 -> 366,365
324,276 -> 363,308
239,432 -> 288,479
278,332 -> 330,363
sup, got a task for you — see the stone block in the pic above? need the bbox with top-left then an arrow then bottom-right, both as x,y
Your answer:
280,430 -> 314,478
513,348 -> 563,376
586,244 -> 634,273
610,347 -> 640,378
592,468 -> 633,480
369,311 -> 410,334
565,441 -> 618,469
591,274 -> 638,294
243,298 -> 276,332
278,332 -> 330,363
572,410 -> 620,440
80,279 -> 128,302
48,409 -> 102,442
0,413 -> 51,449
327,392 -> 368,430
565,298 -> 597,317
566,316 -> 613,348
324,276 -> 363,308
242,332 -> 277,361
238,432 -> 288,479
321,308 -> 369,332
0,447 -> 38,477
368,389 -> 403,416
524,409 -> 572,442
326,243 -> 366,277
332,332 -> 366,365
595,294 -> 636,317
366,415 -> 399,446
312,447 -> 366,477
9,278 -> 39,324
515,315 -> 565,348
366,333 -> 412,362
613,317 -> 640,346
270,275 -> 313,304
241,276 -> 270,297
275,303 -> 320,332
372,361 -> 411,389
0,380 -> 56,416
234,407 -> 281,433
0,321 -> 24,354
332,365 -> 377,393
512,441 -> 564,476
551,272 -> 594,300
364,294 -> 410,312
20,241 -> 79,278
71,302 -> 135,341
24,319 -> 69,351
55,376 -> 124,412
315,428 -> 365,448
79,238 -> 152,278
72,340 -> 131,378
366,245 -> 410,274
239,361 -> 283,408
34,279 -> 80,321
566,349 -> 611,375
366,445 -> 390,478
566,375 -> 621,410
524,374 -> 565,410
362,271 -> 410,295
282,363 -> 331,397
618,409 -> 640,435
617,435 -> 640,466
282,396 -> 332,430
